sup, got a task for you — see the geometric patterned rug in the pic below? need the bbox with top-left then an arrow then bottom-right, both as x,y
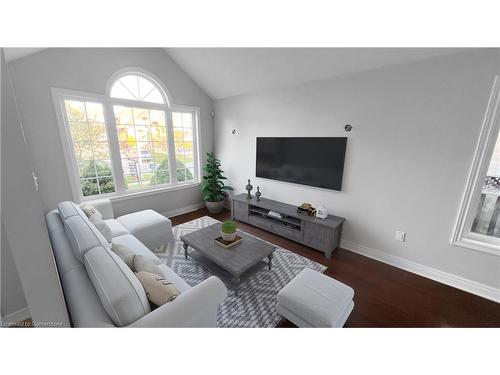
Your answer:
155,216 -> 327,327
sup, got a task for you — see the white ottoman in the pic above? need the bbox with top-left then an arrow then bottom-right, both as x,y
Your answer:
277,268 -> 354,327
117,209 -> 174,250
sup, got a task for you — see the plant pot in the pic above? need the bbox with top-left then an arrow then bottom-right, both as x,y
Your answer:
205,200 -> 225,214
221,231 -> 236,242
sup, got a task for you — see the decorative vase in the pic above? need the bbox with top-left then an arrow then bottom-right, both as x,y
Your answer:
221,231 -> 236,242
205,200 -> 225,214
255,186 -> 262,201
245,179 -> 253,199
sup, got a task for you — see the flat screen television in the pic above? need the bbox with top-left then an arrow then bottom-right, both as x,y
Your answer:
256,137 -> 347,191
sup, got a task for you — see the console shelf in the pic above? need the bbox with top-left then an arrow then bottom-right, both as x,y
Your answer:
248,206 -> 302,229
231,194 -> 345,259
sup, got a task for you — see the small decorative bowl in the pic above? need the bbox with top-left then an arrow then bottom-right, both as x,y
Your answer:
221,231 -> 236,242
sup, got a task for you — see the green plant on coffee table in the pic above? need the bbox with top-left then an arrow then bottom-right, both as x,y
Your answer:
201,152 -> 233,203
220,220 -> 237,242
221,220 -> 236,234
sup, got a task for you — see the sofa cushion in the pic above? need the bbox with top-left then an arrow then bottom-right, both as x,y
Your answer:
59,201 -> 110,252
46,210 -> 82,276
64,215 -> 107,262
104,219 -> 129,238
117,209 -> 174,250
112,234 -> 162,264
136,271 -> 179,306
84,246 -> 151,326
61,265 -> 115,327
58,201 -> 83,220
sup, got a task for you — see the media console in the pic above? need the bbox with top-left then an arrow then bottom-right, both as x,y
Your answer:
231,193 -> 345,259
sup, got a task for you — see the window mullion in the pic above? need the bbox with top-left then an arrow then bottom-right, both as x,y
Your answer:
166,110 -> 177,185
103,102 -> 126,194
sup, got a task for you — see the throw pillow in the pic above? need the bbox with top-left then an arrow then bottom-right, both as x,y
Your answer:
111,243 -> 135,269
88,213 -> 112,242
135,271 -> 179,306
81,205 -> 102,219
133,255 -> 164,277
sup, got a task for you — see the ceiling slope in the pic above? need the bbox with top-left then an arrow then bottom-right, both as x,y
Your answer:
165,48 -> 465,99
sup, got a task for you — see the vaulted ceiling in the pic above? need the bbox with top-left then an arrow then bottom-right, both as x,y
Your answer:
165,48 -> 465,99
3,48 -> 46,62
4,47 -> 466,100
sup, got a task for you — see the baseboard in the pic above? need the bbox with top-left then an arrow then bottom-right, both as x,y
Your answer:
341,239 -> 500,303
1,307 -> 31,324
162,202 -> 205,218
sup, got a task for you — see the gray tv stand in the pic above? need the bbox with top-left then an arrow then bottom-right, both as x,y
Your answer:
231,193 -> 345,259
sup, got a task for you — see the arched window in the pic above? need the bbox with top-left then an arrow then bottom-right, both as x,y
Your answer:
54,68 -> 199,200
110,74 -> 165,104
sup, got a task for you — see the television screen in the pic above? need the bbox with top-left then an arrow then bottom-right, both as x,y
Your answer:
256,137 -> 347,191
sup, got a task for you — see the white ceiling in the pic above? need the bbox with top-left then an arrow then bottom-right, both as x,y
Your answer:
3,48 -> 466,100
3,48 -> 46,62
165,48 -> 465,99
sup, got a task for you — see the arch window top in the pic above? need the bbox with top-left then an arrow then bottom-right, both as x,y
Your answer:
110,73 -> 165,104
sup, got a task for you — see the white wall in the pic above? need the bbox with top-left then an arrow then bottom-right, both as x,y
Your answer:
215,50 -> 500,293
1,49 -> 70,325
7,48 -> 214,214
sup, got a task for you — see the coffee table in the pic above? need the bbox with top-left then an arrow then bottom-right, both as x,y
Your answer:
181,223 -> 276,294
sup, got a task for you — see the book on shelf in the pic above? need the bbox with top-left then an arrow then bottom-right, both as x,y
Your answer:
268,210 -> 283,219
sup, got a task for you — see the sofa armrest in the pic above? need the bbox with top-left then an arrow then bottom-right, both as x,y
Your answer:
80,198 -> 114,220
129,276 -> 227,328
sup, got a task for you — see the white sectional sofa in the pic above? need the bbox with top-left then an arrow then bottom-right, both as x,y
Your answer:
46,200 -> 227,327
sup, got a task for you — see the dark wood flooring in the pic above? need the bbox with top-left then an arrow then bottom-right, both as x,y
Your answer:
171,208 -> 500,327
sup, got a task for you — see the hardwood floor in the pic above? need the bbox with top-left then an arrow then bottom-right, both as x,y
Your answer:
172,208 -> 500,327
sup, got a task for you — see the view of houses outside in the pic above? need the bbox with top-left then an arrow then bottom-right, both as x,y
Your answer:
472,133 -> 500,237
64,100 -> 194,197
65,100 -> 115,196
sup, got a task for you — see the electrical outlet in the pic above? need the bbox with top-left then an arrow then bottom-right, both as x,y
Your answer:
395,231 -> 406,242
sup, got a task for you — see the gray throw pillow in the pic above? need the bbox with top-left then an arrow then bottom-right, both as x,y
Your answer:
81,205 -> 102,219
111,243 -> 135,269
133,255 -> 164,277
88,213 -> 112,242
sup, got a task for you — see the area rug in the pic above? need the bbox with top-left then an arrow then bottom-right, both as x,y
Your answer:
154,216 -> 326,328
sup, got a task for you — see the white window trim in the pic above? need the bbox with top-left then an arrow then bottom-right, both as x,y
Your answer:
452,75 -> 500,256
51,77 -> 202,203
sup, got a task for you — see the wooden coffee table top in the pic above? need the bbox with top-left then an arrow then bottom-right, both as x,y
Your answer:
180,223 -> 276,276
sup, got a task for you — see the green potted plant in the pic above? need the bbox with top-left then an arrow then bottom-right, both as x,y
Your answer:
221,220 -> 237,242
201,152 -> 233,214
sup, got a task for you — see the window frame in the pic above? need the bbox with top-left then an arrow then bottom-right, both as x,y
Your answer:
452,75 -> 500,256
52,70 -> 201,203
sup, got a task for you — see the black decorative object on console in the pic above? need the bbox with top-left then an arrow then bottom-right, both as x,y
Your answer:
255,186 -> 262,201
245,179 -> 253,199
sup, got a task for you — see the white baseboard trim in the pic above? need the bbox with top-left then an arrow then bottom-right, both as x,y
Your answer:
341,239 -> 500,303
162,202 -> 205,218
1,307 -> 31,324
